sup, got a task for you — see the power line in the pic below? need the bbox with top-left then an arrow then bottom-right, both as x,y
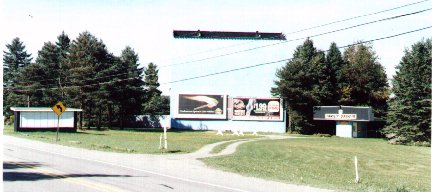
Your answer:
164,25 -> 432,85
285,0 -> 429,35
162,0 -> 429,65
162,7 -> 431,68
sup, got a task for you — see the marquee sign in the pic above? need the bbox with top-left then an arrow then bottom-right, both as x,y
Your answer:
324,114 -> 357,120
313,106 -> 373,122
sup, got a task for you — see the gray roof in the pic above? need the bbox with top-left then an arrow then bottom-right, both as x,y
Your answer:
10,107 -> 82,112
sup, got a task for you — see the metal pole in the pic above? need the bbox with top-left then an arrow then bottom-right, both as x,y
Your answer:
164,127 -> 167,150
56,115 -> 60,141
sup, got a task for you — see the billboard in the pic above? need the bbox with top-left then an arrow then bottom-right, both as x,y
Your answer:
232,98 -> 283,121
175,94 -> 227,119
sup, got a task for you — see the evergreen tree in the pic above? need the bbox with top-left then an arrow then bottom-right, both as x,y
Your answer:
17,42 -> 62,106
56,31 -> 70,58
383,38 -> 431,145
3,37 -> 33,117
340,43 -> 389,117
14,63 -> 47,106
56,31 -> 71,99
272,38 -> 331,133
326,42 -> 344,104
66,31 -> 110,129
3,37 -> 32,87
143,62 -> 165,115
110,46 -> 146,129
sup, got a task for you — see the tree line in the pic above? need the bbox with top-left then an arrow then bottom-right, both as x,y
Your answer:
272,38 -> 431,145
3,31 -> 169,129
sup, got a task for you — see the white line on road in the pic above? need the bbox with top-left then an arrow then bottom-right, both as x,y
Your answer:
7,143 -> 249,192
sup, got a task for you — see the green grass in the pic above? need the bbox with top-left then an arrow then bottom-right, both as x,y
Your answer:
3,125 -> 257,154
210,140 -> 240,154
202,137 -> 431,192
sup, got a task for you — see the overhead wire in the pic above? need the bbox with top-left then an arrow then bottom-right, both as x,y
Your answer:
285,0 -> 429,35
161,7 -> 432,68
164,25 -> 432,85
162,0 -> 429,65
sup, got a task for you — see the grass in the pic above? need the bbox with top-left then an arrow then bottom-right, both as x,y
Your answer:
3,125 -> 257,154
202,137 -> 431,192
210,140 -> 240,154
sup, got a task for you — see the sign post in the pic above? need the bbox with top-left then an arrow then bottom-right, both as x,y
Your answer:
52,101 -> 66,142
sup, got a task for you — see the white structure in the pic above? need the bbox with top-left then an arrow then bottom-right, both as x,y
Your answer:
313,106 -> 374,138
10,107 -> 82,132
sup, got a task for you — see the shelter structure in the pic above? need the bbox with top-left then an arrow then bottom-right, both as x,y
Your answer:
313,106 -> 374,138
10,107 -> 82,132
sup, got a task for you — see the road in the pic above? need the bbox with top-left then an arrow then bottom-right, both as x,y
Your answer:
3,135 -> 332,192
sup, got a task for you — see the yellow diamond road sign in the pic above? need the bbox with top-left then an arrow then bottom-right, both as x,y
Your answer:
52,101 -> 67,116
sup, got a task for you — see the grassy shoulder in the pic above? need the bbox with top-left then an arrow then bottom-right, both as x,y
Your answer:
201,137 -> 431,192
3,125 -> 258,154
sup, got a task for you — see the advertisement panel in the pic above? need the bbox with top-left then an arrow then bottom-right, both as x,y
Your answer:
175,94 -> 227,119
232,97 -> 283,121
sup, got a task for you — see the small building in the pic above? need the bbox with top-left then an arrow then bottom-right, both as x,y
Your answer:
10,107 -> 82,132
313,106 -> 374,138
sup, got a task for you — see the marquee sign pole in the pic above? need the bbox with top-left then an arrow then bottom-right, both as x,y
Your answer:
56,115 -> 60,141
52,101 -> 66,142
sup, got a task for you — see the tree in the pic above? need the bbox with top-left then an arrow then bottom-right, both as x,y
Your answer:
143,62 -> 164,115
56,31 -> 71,99
3,37 -> 33,116
108,46 -> 146,129
272,38 -> 331,133
326,42 -> 344,104
12,42 -> 63,107
383,38 -> 431,145
66,31 -> 110,129
340,43 -> 389,117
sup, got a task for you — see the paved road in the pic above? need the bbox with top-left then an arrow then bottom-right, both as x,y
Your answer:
3,135 -> 332,192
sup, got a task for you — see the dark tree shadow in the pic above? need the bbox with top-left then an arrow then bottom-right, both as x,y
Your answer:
3,161 -> 137,182
3,162 -> 42,170
3,172 -> 135,182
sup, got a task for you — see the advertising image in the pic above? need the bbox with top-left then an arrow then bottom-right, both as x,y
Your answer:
232,98 -> 283,121
176,94 -> 227,119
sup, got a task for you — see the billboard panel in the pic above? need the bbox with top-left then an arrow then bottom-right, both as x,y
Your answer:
232,98 -> 283,121
175,94 -> 227,119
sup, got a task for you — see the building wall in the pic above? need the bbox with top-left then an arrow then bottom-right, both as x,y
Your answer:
170,39 -> 287,133
15,111 -> 77,131
170,94 -> 286,133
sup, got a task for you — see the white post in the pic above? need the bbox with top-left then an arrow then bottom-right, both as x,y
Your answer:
354,156 -> 360,183
56,115 -> 60,141
164,127 -> 168,150
159,134 -> 163,149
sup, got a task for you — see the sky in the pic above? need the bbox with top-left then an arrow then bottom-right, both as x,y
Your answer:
1,0 -> 431,96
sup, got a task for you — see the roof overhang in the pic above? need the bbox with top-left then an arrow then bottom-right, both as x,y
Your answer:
10,107 -> 82,112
